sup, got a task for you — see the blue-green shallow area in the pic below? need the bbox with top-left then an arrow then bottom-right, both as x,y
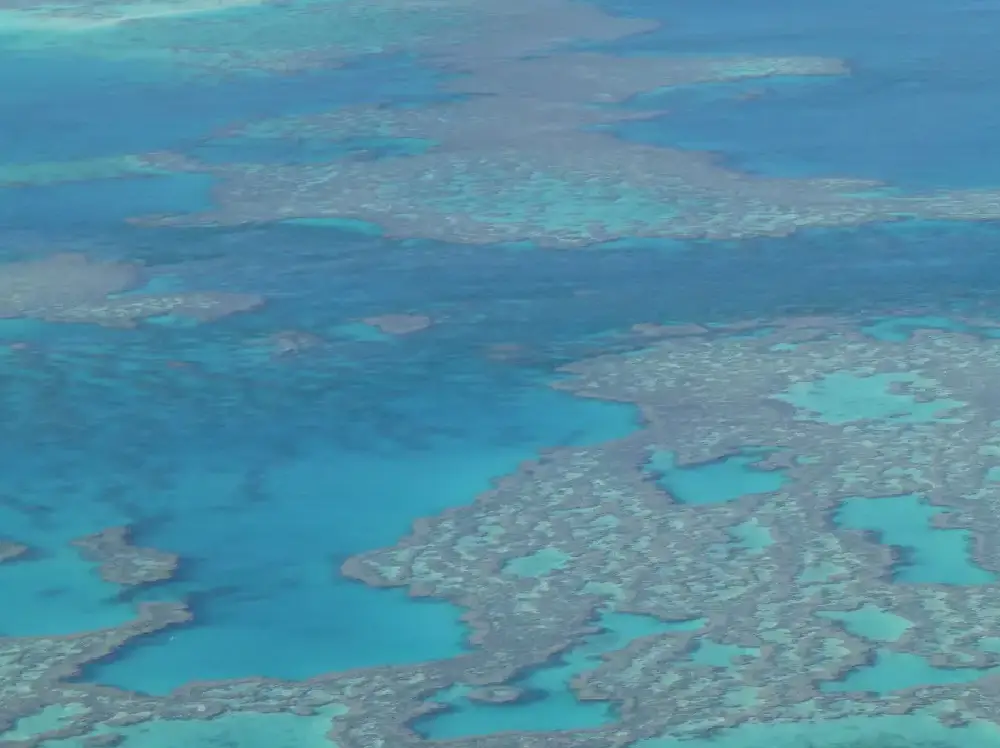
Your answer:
646,449 -> 787,504
822,651 -> 1000,694
637,714 -> 1000,748
860,314 -> 1000,342
594,0 -> 1000,190
415,612 -> 703,737
834,495 -> 994,585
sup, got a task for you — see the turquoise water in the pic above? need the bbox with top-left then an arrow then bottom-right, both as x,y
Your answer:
818,604 -> 913,643
861,315 -> 971,342
416,612 -> 704,737
646,449 -> 787,504
860,314 -> 1000,342
775,371 -> 965,425
822,651 -> 999,694
9,706 -> 346,748
688,639 -> 759,669
834,495 -> 994,585
638,714 -> 1000,748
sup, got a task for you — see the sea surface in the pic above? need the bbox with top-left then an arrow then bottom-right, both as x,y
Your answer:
3,0 -> 1000,747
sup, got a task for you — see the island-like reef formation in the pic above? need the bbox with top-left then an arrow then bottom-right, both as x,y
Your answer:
0,540 -> 28,563
0,253 -> 263,328
71,527 -> 178,587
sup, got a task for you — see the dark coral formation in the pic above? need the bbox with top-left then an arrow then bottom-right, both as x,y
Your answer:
71,527 -> 178,587
0,253 -> 263,327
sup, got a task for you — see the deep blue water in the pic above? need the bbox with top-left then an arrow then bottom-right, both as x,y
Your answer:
596,0 -> 1000,190
0,51 -> 447,162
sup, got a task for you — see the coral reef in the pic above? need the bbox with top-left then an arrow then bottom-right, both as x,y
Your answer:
144,50 -> 1000,246
259,329 -> 326,357
0,541 -> 28,563
361,314 -> 432,335
0,253 -> 263,327
71,527 -> 178,587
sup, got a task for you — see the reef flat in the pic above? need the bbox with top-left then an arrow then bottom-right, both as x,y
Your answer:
9,0 -> 1000,246
115,0 -> 1000,245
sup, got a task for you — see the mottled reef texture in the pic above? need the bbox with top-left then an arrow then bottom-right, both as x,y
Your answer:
343,319 -> 1000,743
143,46 -> 1000,245
13,317 -> 1000,746
0,253 -> 263,328
10,0 -> 1000,244
72,527 -> 178,587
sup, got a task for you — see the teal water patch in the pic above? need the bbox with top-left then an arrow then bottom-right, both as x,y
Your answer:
333,321 -> 394,342
503,547 -> 571,577
822,650 -> 999,694
834,495 -> 994,585
727,519 -> 774,553
27,704 -> 346,748
818,603 -> 914,643
773,370 -> 965,424
646,448 -> 787,504
0,546 -> 132,635
860,315 -> 968,342
688,639 -> 759,668
415,611 -> 703,738
635,712 -> 1000,748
